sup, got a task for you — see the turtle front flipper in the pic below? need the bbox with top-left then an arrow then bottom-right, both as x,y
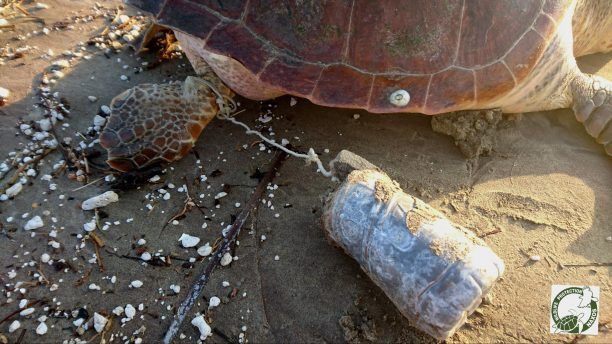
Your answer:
571,73 -> 612,155
100,76 -> 224,172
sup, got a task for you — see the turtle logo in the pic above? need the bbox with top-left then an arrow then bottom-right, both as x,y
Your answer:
550,285 -> 599,335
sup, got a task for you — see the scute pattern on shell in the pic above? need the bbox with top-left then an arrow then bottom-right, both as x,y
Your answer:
130,0 -> 569,114
99,81 -> 217,171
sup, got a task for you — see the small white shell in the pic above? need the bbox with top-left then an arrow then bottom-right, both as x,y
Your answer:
389,89 -> 410,107
81,191 -> 119,210
191,315 -> 212,340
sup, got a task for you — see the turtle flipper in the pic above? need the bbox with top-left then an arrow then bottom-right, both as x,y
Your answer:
100,77 -> 221,171
571,74 -> 612,155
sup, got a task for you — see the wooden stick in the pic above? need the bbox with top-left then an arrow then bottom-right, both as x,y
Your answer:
562,262 -> 612,267
163,151 -> 287,344
0,148 -> 54,194
479,228 -> 502,238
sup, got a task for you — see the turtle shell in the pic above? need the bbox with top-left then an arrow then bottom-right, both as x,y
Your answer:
555,315 -> 579,332
129,0 -> 569,114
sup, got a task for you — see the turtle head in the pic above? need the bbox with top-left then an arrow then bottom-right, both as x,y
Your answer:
100,77 -> 228,172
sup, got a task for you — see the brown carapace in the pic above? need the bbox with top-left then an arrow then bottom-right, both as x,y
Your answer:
128,0 -> 577,114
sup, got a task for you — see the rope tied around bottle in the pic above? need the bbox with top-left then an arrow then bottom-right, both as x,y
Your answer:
198,77 -> 334,178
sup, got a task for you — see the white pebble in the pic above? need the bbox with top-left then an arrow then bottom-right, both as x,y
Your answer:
130,280 -> 143,288
208,296 -> 221,309
178,233 -> 200,248
41,253 -> 50,263
83,220 -> 96,232
530,255 -> 541,262
5,183 -> 23,197
36,321 -> 48,335
0,87 -> 10,99
93,115 -> 106,127
220,252 -> 232,266
124,304 -> 136,319
290,97 -> 297,106
197,243 -> 212,257
100,105 -> 111,115
88,96 -> 98,102
20,307 -> 35,316
9,320 -> 20,333
52,59 -> 70,69
52,70 -> 64,79
274,255 -> 280,261
81,191 -> 119,210
170,284 -> 181,294
93,313 -> 108,333
141,252 -> 152,261
116,14 -> 130,24
24,216 -> 44,230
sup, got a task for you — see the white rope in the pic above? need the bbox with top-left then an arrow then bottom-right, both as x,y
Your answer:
195,77 -> 333,177
218,113 -> 333,177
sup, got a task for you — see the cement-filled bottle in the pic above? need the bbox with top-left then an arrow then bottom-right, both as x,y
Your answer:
323,169 -> 505,340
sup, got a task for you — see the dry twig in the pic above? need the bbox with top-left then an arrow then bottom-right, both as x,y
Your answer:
0,148 -> 54,194
160,176 -> 205,233
479,228 -> 502,238
562,262 -> 612,267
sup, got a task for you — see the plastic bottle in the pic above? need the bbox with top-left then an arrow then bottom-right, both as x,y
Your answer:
323,169 -> 504,340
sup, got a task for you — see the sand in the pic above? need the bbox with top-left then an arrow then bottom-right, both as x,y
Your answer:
0,1 -> 610,343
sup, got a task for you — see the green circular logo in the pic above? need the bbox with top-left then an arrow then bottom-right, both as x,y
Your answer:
551,287 -> 598,334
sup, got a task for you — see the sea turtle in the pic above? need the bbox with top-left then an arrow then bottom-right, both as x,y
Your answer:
553,309 -> 585,333
100,0 -> 612,171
